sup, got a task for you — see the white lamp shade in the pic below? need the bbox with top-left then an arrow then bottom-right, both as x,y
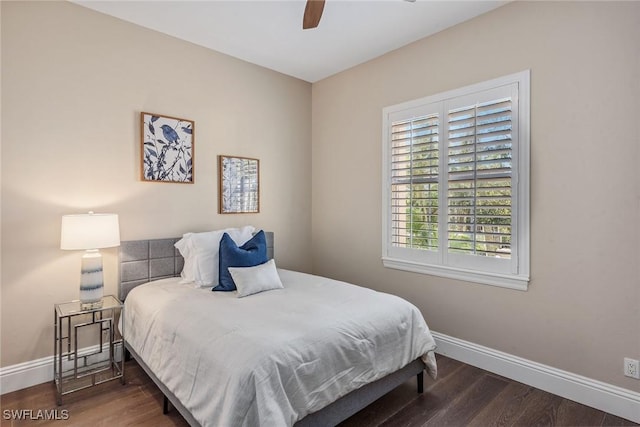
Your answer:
60,213 -> 120,250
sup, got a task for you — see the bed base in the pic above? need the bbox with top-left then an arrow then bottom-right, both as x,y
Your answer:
127,341 -> 424,427
294,358 -> 425,427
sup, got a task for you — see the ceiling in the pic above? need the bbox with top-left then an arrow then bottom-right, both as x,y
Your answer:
73,0 -> 507,83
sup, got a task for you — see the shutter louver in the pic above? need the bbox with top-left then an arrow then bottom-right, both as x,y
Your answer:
447,98 -> 512,258
390,114 -> 439,250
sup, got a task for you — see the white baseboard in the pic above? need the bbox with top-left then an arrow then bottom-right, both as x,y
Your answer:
0,354 -> 54,395
0,343 -> 123,396
432,331 -> 640,424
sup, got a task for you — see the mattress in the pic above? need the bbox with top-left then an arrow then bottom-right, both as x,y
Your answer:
123,269 -> 437,426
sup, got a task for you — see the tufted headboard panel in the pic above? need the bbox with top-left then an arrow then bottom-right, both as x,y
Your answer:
118,231 -> 274,301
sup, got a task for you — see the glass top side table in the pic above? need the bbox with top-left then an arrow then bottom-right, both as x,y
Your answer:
54,295 -> 124,405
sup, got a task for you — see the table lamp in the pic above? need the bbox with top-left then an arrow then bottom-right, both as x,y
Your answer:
60,212 -> 120,308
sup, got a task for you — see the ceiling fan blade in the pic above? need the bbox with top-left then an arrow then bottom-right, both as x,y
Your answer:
303,0 -> 325,30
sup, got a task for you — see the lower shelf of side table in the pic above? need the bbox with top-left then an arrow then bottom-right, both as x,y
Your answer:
55,357 -> 124,404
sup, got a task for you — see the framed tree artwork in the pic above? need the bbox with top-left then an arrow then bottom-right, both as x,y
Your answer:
218,155 -> 260,214
141,112 -> 194,183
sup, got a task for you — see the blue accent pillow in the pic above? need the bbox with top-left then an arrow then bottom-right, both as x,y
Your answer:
214,230 -> 268,292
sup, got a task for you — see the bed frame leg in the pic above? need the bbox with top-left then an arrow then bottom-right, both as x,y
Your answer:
417,371 -> 424,394
163,395 -> 170,414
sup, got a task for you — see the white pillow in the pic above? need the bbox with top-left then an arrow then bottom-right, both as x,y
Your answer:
175,225 -> 255,287
229,259 -> 284,298
174,236 -> 196,282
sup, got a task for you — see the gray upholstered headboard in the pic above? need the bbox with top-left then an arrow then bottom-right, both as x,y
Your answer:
118,231 -> 274,301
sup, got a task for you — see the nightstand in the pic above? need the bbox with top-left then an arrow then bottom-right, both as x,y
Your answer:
53,295 -> 124,405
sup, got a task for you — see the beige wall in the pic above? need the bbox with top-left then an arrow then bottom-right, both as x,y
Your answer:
312,1 -> 640,390
1,1 -> 312,366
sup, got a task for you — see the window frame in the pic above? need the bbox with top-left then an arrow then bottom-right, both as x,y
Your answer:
381,70 -> 530,290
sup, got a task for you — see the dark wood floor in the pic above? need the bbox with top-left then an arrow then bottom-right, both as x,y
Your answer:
1,355 -> 637,426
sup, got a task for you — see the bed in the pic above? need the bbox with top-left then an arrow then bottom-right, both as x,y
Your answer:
119,231 -> 437,426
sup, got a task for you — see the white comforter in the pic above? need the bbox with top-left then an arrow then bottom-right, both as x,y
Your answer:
124,269 -> 437,427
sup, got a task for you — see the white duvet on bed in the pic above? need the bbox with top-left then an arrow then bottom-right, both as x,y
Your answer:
124,269 -> 437,427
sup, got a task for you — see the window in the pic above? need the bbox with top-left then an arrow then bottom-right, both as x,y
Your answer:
382,71 -> 530,290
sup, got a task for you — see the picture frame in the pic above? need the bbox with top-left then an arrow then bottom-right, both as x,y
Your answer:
141,112 -> 194,183
218,155 -> 260,214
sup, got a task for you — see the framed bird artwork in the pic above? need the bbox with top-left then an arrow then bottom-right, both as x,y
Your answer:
141,112 -> 194,183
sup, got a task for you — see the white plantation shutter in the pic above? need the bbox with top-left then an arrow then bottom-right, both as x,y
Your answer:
447,96 -> 513,258
382,71 -> 529,289
390,114 -> 439,251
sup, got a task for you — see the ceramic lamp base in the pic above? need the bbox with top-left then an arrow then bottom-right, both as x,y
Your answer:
80,250 -> 104,307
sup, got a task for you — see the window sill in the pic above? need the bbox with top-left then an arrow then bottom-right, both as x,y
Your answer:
382,257 -> 529,291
